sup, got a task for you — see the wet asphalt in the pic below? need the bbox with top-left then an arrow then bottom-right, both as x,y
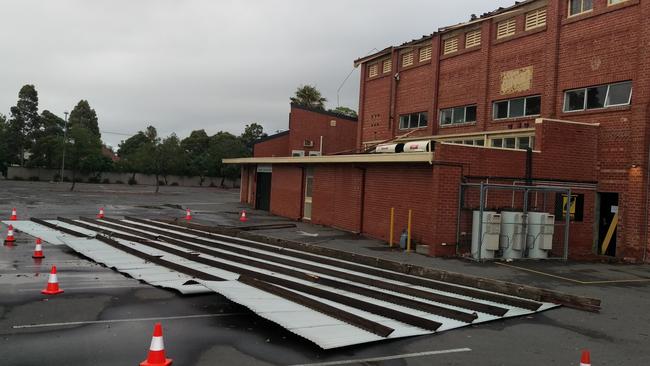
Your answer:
1,180 -> 650,365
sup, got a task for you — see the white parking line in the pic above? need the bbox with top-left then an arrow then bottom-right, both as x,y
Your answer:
289,348 -> 472,366
17,285 -> 144,292
12,313 -> 244,329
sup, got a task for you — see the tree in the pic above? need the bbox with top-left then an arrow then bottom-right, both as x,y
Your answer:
66,125 -> 105,191
181,129 -> 211,185
116,125 -> 159,180
68,100 -> 100,138
240,123 -> 267,152
207,132 -> 248,187
290,84 -> 327,110
329,106 -> 358,119
8,84 -> 40,166
28,110 -> 65,169
0,114 -> 8,176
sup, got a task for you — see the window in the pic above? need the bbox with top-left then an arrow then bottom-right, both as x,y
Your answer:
291,150 -> 305,157
465,30 -> 482,48
440,105 -> 477,125
382,59 -> 392,74
569,0 -> 593,16
490,135 -> 534,150
563,81 -> 632,112
608,0 -> 629,4
308,151 -> 321,156
496,18 -> 516,39
402,52 -> 414,67
419,46 -> 432,62
445,139 -> 484,146
443,38 -> 459,55
493,95 -> 541,119
525,8 -> 547,30
368,63 -> 378,78
399,112 -> 428,129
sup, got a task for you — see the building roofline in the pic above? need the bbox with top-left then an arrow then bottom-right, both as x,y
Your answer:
255,130 -> 290,145
290,103 -> 358,122
354,0 -> 541,66
224,152 -> 433,165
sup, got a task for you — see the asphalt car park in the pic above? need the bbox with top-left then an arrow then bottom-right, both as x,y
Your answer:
1,180 -> 650,365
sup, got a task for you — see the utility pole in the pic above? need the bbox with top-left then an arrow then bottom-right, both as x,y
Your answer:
60,111 -> 68,182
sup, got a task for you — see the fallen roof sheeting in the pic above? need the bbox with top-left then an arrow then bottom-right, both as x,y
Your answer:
20,217 -> 563,349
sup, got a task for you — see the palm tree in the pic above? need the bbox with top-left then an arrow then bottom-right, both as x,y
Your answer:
290,85 -> 327,110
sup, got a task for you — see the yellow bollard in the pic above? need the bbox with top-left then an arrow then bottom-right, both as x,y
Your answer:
389,208 -> 395,247
407,209 -> 412,252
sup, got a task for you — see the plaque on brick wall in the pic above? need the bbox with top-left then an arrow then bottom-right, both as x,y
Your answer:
500,66 -> 533,95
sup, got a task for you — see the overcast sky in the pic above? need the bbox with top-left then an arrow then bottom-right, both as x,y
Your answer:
0,0 -> 514,148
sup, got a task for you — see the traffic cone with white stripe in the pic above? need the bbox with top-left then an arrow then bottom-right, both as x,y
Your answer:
185,208 -> 192,221
41,265 -> 64,295
239,210 -> 248,223
140,323 -> 172,366
4,224 -> 16,245
580,350 -> 591,366
10,207 -> 17,221
32,237 -> 44,258
97,207 -> 105,219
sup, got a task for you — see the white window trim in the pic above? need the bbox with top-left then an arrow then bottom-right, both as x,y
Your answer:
563,81 -> 633,113
608,0 -> 628,6
439,105 -> 478,126
291,150 -> 305,157
493,95 -> 542,120
568,0 -> 594,18
399,112 -> 428,130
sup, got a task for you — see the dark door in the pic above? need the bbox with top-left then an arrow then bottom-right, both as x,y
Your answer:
598,192 -> 619,256
255,172 -> 272,211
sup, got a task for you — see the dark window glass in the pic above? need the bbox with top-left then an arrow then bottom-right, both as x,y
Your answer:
492,138 -> 503,147
584,0 -> 593,11
504,137 -> 516,149
465,106 -> 477,122
475,139 -> 485,146
586,86 -> 607,109
517,136 -> 530,150
525,96 -> 541,115
494,101 -> 509,119
607,82 -> 632,106
509,98 -> 525,117
418,112 -> 428,127
570,0 -> 581,15
399,115 -> 409,129
440,109 -> 453,125
564,90 -> 585,111
453,107 -> 465,123
463,140 -> 474,145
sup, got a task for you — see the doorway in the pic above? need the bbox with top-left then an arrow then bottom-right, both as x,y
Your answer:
598,192 -> 619,256
255,172 -> 272,211
303,168 -> 314,220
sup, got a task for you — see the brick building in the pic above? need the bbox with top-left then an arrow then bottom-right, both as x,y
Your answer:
227,0 -> 650,263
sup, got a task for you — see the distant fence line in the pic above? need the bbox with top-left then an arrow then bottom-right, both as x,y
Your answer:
3,167 -> 240,188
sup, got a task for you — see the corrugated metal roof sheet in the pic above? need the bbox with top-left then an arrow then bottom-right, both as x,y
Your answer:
23,218 -> 559,349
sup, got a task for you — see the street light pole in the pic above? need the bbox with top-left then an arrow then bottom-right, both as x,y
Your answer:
60,111 -> 68,182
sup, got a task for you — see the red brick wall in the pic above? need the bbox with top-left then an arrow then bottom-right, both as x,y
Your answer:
254,134 -> 290,157
311,165 -> 363,232
288,106 -> 358,155
269,165 -> 303,220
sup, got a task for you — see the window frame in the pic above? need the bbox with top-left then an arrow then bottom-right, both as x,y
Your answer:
492,95 -> 542,120
399,112 -> 429,130
382,59 -> 392,74
608,0 -> 629,5
401,52 -> 414,67
419,46 -> 432,62
367,63 -> 379,78
443,37 -> 459,55
439,104 -> 478,126
489,135 -> 535,150
563,81 -> 633,113
525,7 -> 547,30
568,0 -> 593,17
496,18 -> 516,39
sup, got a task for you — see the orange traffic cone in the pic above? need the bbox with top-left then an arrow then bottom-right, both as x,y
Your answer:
580,350 -> 591,366
32,238 -> 44,259
239,210 -> 248,223
10,207 -> 17,221
140,323 -> 173,366
41,265 -> 64,295
185,208 -> 192,221
4,224 -> 16,245
97,207 -> 105,219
